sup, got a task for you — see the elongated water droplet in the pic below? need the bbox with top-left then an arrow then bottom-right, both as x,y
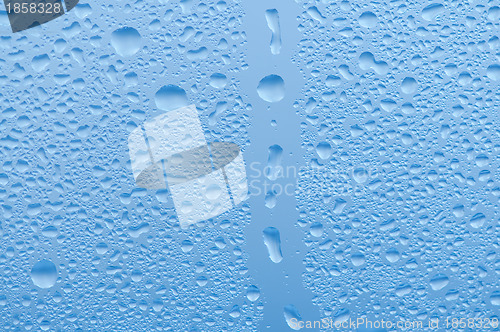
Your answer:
263,227 -> 283,263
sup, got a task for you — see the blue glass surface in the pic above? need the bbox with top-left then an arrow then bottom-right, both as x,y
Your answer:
0,0 -> 499,331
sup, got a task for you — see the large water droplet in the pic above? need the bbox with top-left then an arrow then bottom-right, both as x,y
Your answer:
490,291 -> 500,306
265,9 -> 282,55
458,72 -> 472,85
310,222 -> 323,237
265,145 -> 283,180
353,167 -> 368,183
316,142 -> 332,159
263,227 -> 283,263
209,73 -> 227,89
430,273 -> 449,290
486,64 -> 500,81
359,11 -> 377,28
265,190 -> 277,209
31,260 -> 57,289
385,248 -> 400,262
155,85 -> 188,111
333,308 -> 350,325
205,184 -> 222,200
111,27 -> 142,57
351,252 -> 365,266
181,239 -> 194,253
31,54 -> 50,72
284,304 -> 302,330
401,77 -> 418,94
470,213 -> 486,228
257,75 -> 285,102
246,285 -> 261,302
422,3 -> 445,21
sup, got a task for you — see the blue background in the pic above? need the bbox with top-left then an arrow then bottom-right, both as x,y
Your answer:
0,0 -> 499,331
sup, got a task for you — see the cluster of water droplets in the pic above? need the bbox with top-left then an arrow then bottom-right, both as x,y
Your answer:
1,0 -> 498,329
293,0 -> 499,327
0,0 -> 264,330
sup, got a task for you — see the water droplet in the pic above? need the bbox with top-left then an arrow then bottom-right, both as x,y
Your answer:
31,260 -> 57,289
265,190 -> 277,209
152,298 -> 163,312
128,223 -> 150,238
385,248 -> 400,262
284,304 -> 302,330
422,3 -> 445,21
229,305 -> 241,318
486,64 -> 500,81
263,227 -> 283,263
209,73 -> 227,89
246,285 -> 261,301
181,240 -> 194,253
351,252 -> 365,266
470,213 -> 486,228
359,52 -> 389,75
458,72 -> 472,85
155,85 -> 188,111
401,77 -> 418,94
353,167 -> 368,183
41,226 -> 58,237
205,184 -> 222,200
452,205 -> 464,217
31,54 -> 50,72
265,9 -> 282,55
315,142 -> 332,160
310,222 -> 323,237
490,291 -> 500,306
131,270 -> 143,282
401,102 -> 416,114
265,144 -> 283,180
306,6 -> 325,23
333,308 -> 350,325
333,198 -> 347,214
475,154 -> 489,167
96,242 -> 108,254
430,273 -> 449,290
257,75 -> 285,102
359,11 -> 377,28
111,27 -> 142,57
